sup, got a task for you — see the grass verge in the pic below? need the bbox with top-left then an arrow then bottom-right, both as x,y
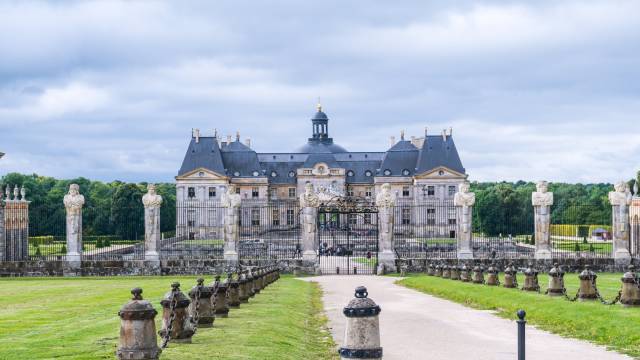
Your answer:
397,273 -> 640,358
0,275 -> 337,360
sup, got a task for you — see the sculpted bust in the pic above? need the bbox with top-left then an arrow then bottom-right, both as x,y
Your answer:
300,183 -> 320,208
222,185 -> 242,208
609,181 -> 632,206
532,181 -> 553,207
63,184 -> 85,215
375,183 -> 395,208
142,184 -> 163,208
454,181 -> 475,207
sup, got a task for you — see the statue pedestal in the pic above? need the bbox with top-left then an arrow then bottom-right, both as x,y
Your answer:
303,250 -> 317,262
66,253 -> 81,269
144,250 -> 160,265
535,249 -> 552,259
614,249 -> 631,264
378,251 -> 397,272
224,251 -> 239,266
457,249 -> 473,259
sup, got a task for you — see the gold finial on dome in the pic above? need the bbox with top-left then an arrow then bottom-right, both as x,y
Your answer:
316,97 -> 322,112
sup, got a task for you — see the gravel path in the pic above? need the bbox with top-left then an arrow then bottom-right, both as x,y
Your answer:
303,275 -> 631,360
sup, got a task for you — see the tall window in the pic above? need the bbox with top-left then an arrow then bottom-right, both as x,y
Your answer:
269,188 -> 277,199
208,209 -> 216,226
427,208 -> 436,225
448,185 -> 456,196
252,187 -> 259,198
286,209 -> 295,225
187,210 -> 196,227
448,207 -> 456,225
208,187 -> 216,198
364,213 -> 372,225
427,186 -> 435,196
347,187 -> 354,197
188,187 -> 196,199
288,187 -> 296,198
235,186 -> 241,194
348,214 -> 357,225
402,186 -> 410,197
251,209 -> 260,226
402,208 -> 411,225
272,209 -> 280,226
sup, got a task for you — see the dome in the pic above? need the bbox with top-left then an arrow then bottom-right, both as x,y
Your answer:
297,141 -> 348,154
313,110 -> 328,120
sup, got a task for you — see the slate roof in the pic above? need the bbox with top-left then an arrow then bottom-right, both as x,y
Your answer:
177,111 -> 465,182
415,135 -> 465,175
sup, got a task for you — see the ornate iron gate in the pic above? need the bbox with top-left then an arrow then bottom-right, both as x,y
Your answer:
317,198 -> 378,275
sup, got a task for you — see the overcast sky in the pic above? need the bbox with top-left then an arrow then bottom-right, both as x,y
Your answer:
1,1 -> 639,184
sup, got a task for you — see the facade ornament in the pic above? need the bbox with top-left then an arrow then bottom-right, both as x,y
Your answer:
609,181 -> 632,261
454,181 -> 475,259
5,185 -> 10,200
142,184 -> 163,263
13,185 -> 19,201
375,183 -> 395,209
221,184 -> 241,209
20,186 -> 26,201
63,184 -> 85,267
532,181 -> 553,259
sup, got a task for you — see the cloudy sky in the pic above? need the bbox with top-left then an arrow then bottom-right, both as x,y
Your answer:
0,1 -> 639,184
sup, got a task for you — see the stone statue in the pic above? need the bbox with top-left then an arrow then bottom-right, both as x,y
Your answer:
375,183 -> 395,209
222,184 -> 241,261
532,181 -> 553,259
609,181 -> 632,260
63,184 -> 85,266
142,184 -> 163,262
299,183 -> 320,261
13,185 -> 19,201
20,186 -> 26,201
454,181 -> 475,259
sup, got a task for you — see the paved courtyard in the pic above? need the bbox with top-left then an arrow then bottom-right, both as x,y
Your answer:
304,275 -> 631,360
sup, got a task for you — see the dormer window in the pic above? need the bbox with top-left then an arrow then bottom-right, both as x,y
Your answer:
271,171 -> 277,177
252,171 -> 259,177
402,169 -> 410,176
347,170 -> 354,177
364,170 -> 372,177
383,169 -> 391,176
198,171 -> 205,177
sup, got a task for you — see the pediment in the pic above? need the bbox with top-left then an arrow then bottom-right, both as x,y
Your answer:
414,166 -> 466,179
176,168 -> 227,180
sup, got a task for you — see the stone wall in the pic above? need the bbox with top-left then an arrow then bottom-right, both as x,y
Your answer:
0,258 -> 310,277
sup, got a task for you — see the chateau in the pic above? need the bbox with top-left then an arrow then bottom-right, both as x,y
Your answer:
176,104 -> 467,207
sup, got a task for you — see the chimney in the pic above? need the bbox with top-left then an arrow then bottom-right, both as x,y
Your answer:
424,126 -> 428,137
390,136 -> 396,147
410,135 -> 415,142
245,137 -> 251,148
442,129 -> 446,141
227,134 -> 232,144
400,130 -> 405,141
213,128 -> 218,138
236,131 -> 240,142
194,128 -> 200,143
449,127 -> 453,137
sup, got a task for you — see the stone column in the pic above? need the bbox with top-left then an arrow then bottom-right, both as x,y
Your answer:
63,184 -> 85,268
609,181 -> 632,262
454,181 -> 475,259
532,181 -> 553,259
299,183 -> 319,262
376,183 -> 397,272
142,184 -> 163,264
222,184 -> 241,264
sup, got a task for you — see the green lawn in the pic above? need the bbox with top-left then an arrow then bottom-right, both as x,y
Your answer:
351,257 -> 377,266
552,240 -> 612,253
398,273 -> 640,357
0,275 -> 337,360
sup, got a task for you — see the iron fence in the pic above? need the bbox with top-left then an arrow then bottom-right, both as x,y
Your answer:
238,202 -> 301,260
550,203 -> 612,259
166,201 -> 225,259
393,201 -> 457,259
472,205 -> 534,259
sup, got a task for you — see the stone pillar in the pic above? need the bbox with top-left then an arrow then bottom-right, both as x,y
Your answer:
609,181 -> 632,262
299,183 -> 319,262
63,184 -> 85,268
454,181 -> 475,259
142,184 -> 163,264
222,184 -> 241,264
376,183 -> 397,272
532,181 -> 553,259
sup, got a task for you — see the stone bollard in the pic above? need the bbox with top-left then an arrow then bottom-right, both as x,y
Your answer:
460,264 -> 471,282
259,267 -> 267,290
426,263 -> 435,276
253,268 -> 262,295
547,263 -> 565,297
578,265 -> 598,301
472,265 -> 485,284
188,278 -> 215,327
376,264 -> 385,276
116,288 -> 161,360
620,265 -> 640,307
211,275 -> 230,317
442,265 -> 451,279
521,264 -> 540,292
450,265 -> 460,280
247,269 -> 257,298
503,264 -> 518,289
339,286 -> 382,360
400,265 -> 407,277
238,271 -> 250,303
486,264 -> 500,286
226,272 -> 241,308
159,282 -> 194,344
434,264 -> 443,277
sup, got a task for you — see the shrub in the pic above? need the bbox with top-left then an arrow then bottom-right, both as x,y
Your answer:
35,246 -> 42,257
583,236 -> 588,244
104,239 -> 111,247
96,238 -> 103,248
60,244 -> 67,254
589,243 -> 595,252
574,243 -> 581,252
